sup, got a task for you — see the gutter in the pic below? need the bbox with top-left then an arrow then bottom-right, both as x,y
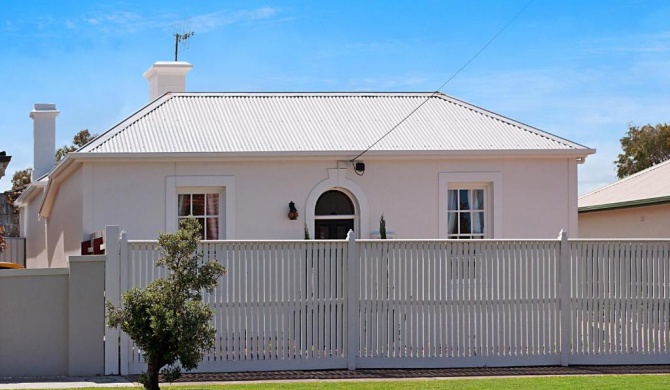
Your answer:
578,196 -> 670,213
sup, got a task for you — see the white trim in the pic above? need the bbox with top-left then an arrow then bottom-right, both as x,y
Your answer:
166,176 -> 236,239
567,159 -> 578,237
438,172 -> 503,239
305,169 -> 369,239
82,164 -> 93,240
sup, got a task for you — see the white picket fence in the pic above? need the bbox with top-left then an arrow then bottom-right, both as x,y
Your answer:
103,227 -> 670,375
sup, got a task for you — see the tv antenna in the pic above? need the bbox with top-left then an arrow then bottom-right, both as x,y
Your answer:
174,29 -> 195,61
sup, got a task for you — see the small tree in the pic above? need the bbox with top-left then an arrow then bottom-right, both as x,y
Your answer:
56,129 -> 96,162
11,168 -> 32,189
106,218 -> 226,390
615,123 -> 670,178
379,214 -> 387,239
5,168 -> 33,215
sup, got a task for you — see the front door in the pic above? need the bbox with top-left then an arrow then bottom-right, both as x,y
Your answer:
315,219 -> 354,239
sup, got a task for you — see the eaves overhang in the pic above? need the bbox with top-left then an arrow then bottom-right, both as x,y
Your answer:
38,156 -> 77,218
13,180 -> 47,208
74,148 -> 596,162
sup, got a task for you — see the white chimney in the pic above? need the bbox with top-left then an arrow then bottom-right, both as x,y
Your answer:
143,61 -> 193,101
30,103 -> 59,181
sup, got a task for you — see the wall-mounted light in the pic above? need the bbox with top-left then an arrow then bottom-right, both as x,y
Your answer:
288,201 -> 299,220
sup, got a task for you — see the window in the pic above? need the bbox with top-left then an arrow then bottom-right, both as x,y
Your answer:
166,176 -> 235,239
178,192 -> 220,239
447,187 -> 487,239
439,171 -> 501,239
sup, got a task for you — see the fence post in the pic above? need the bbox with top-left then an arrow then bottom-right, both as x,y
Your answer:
346,230 -> 359,370
104,225 -> 121,375
558,229 -> 570,366
118,231 -> 130,375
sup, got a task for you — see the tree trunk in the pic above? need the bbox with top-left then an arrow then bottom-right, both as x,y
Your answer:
144,357 -> 162,390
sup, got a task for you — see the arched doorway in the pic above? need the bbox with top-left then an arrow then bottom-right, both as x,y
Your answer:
314,190 -> 356,239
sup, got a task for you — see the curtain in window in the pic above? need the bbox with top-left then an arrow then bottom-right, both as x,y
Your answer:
206,194 -> 219,239
472,190 -> 484,235
178,194 -> 190,217
447,190 -> 458,235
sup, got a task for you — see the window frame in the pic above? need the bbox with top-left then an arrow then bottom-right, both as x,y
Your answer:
446,185 -> 489,239
438,172 -> 502,239
166,176 -> 236,239
177,189 -> 223,240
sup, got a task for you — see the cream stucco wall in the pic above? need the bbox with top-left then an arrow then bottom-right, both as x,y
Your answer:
45,167 -> 84,267
80,157 -> 577,241
22,188 -> 47,268
579,203 -> 670,238
22,156 -> 579,266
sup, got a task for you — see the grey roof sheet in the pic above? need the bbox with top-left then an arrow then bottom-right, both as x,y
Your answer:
80,92 -> 591,154
579,159 -> 670,210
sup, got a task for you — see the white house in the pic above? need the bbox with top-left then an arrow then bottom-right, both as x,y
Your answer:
579,159 -> 670,238
16,62 -> 594,268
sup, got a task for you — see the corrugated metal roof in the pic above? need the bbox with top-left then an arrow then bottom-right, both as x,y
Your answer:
80,92 -> 592,154
579,159 -> 670,211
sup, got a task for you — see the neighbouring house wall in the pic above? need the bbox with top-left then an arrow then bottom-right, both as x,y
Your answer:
45,167 -> 84,267
0,191 -> 20,237
0,256 -> 105,377
83,157 -> 576,241
579,203 -> 670,238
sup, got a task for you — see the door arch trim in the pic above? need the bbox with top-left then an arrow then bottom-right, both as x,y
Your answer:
305,168 -> 369,239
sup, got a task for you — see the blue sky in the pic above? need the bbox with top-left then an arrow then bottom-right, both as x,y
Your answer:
2,1 -> 670,194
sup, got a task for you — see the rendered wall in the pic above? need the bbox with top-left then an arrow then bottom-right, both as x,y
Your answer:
21,188 -> 48,268
83,157 -> 577,241
0,268 -> 69,376
45,167 -> 84,267
0,257 -> 105,377
579,203 -> 670,238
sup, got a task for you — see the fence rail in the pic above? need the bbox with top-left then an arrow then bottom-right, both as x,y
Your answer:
0,237 -> 25,266
104,230 -> 670,374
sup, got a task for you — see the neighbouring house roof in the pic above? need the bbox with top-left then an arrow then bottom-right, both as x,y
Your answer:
0,151 -> 10,180
579,159 -> 670,213
78,92 -> 593,156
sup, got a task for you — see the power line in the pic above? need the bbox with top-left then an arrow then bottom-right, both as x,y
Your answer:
351,0 -> 534,164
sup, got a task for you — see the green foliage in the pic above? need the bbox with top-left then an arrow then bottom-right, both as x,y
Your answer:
106,217 -> 226,390
5,168 -> 33,214
56,129 -> 96,162
379,214 -> 387,239
615,123 -> 670,178
304,223 -> 310,240
11,168 -> 32,190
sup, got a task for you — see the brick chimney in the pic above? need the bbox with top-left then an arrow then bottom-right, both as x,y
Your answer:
143,61 -> 193,101
30,103 -> 59,181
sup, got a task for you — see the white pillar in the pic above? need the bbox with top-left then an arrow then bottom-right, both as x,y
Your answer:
559,229 -> 571,366
346,230 -> 359,370
104,225 -> 121,375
